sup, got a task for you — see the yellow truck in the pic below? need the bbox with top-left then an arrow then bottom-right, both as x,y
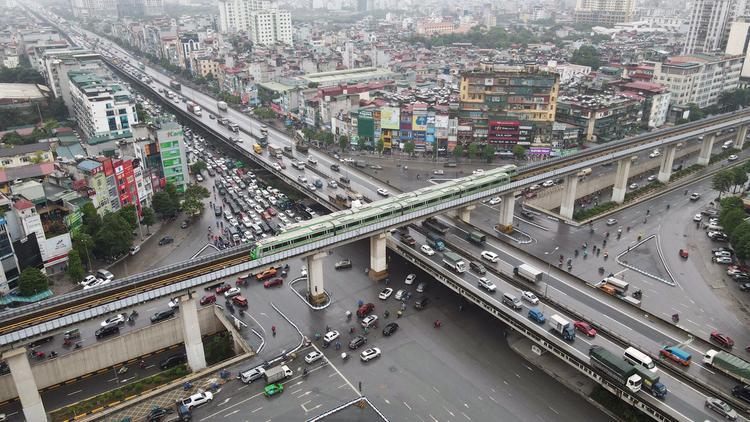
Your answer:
253,144 -> 262,154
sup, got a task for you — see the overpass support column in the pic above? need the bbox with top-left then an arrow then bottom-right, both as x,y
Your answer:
180,294 -> 207,372
458,205 -> 475,224
735,125 -> 747,149
697,134 -> 717,166
369,232 -> 388,281
497,193 -> 516,233
3,348 -> 45,422
307,252 -> 327,305
611,157 -> 633,204
657,144 -> 677,183
559,175 -> 579,220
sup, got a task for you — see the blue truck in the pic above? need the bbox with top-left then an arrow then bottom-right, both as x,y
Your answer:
426,232 -> 446,251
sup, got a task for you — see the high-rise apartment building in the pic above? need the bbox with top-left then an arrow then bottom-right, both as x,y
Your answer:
648,54 -> 743,107
70,0 -> 118,18
68,70 -> 138,140
42,49 -> 106,116
683,0 -> 735,54
726,17 -> 750,83
218,0 -> 292,45
458,64 -> 559,148
574,0 -> 636,25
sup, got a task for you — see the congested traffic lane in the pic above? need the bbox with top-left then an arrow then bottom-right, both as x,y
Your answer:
393,229 -> 728,421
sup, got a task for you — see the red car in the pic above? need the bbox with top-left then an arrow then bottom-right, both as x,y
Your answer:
710,331 -> 735,348
264,278 -> 283,288
679,249 -> 689,259
232,295 -> 248,307
574,321 -> 597,337
199,294 -> 216,306
215,284 -> 232,294
357,303 -> 375,318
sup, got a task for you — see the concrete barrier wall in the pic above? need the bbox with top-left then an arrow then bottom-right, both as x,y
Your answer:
0,306 -> 224,402
528,144 -> 702,210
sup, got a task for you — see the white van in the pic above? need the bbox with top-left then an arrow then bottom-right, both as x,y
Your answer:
722,140 -> 735,149
623,347 -> 657,373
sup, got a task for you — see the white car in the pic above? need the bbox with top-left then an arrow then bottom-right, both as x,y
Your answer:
361,314 -> 378,328
300,266 -> 308,277
728,154 -> 739,161
405,274 -> 416,285
304,350 -> 324,364
689,193 -> 701,201
648,151 -> 661,158
522,291 -> 539,305
606,218 -> 618,226
180,391 -> 213,410
377,188 -> 390,197
472,169 -> 485,175
378,288 -> 393,300
229,218 -> 239,227
420,244 -> 435,255
83,278 -> 108,290
323,330 -> 340,343
101,314 -> 126,327
224,287 -> 241,298
714,256 -> 733,264
360,347 -> 382,362
394,289 -> 406,300
478,277 -> 497,292
487,197 -> 502,205
693,213 -> 703,222
628,183 -> 639,190
81,274 -> 98,286
541,180 -> 555,187
481,251 -> 499,263
647,175 -> 657,182
271,163 -> 281,171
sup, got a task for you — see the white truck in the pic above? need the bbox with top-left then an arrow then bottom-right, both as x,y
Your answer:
548,314 -> 575,341
263,364 -> 293,383
442,251 -> 466,273
514,263 -> 543,283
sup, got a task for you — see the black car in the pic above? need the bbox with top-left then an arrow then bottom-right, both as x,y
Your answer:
520,210 -> 534,220
150,309 -> 176,323
414,296 -> 429,310
95,324 -> 120,339
335,259 -> 352,270
330,164 -> 340,172
159,236 -> 174,246
348,335 -> 367,350
160,353 -> 187,369
739,283 -> 750,292
732,384 -> 750,403
147,406 -> 174,422
382,322 -> 399,336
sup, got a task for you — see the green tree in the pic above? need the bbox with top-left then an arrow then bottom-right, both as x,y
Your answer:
513,145 -> 527,159
732,166 -> 748,192
94,212 -> 133,258
66,249 -> 85,283
720,207 -> 745,233
18,267 -> 49,297
190,160 -> 207,175
204,333 -> 234,365
720,196 -> 744,210
453,144 -> 464,161
182,184 -> 210,216
482,144 -> 495,162
81,202 -> 101,235
118,204 -> 138,231
319,131 -> 334,148
72,231 -> 94,270
404,140 -> 415,156
338,135 -> 349,151
141,207 -> 156,234
713,170 -> 734,198
570,45 -> 601,70
376,138 -> 384,154
153,184 -> 182,219
468,143 -> 479,159
357,136 -> 367,151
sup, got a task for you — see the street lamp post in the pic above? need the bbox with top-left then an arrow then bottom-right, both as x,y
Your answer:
543,246 -> 559,301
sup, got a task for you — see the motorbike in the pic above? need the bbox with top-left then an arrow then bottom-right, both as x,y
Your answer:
341,352 -> 348,361
303,368 -> 309,377
345,311 -> 352,321
598,267 -> 605,274
672,313 -> 679,323
632,289 -> 642,300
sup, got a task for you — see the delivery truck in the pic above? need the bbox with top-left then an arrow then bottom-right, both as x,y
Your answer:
703,349 -> 750,384
514,263 -> 543,283
263,365 -> 293,383
423,217 -> 450,235
597,276 -> 629,296
426,232 -> 446,251
186,101 -> 202,116
548,314 -> 576,341
268,144 -> 283,159
467,231 -> 486,244
442,251 -> 466,273
632,366 -> 667,398
589,346 -> 642,393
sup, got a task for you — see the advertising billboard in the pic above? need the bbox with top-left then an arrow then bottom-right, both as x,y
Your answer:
412,115 -> 428,131
435,115 -> 449,129
380,107 -> 400,130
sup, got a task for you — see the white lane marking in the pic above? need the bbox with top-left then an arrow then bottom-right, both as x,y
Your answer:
67,389 -> 83,396
549,406 -> 559,415
224,410 -> 240,417
251,407 -> 262,413
444,406 -> 455,416
404,401 -> 412,410
462,412 -> 472,420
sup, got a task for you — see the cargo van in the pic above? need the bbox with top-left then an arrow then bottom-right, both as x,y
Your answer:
502,292 -> 522,310
623,347 -> 657,373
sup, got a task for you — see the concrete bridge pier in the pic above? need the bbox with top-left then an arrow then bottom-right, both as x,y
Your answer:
307,251 -> 328,305
458,205 -> 475,224
369,232 -> 388,281
180,293 -> 207,372
697,133 -> 717,166
611,157 -> 633,203
559,175 -> 578,220
497,193 -> 516,232
2,348 -> 45,422
734,125 -> 747,149
657,144 -> 677,183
